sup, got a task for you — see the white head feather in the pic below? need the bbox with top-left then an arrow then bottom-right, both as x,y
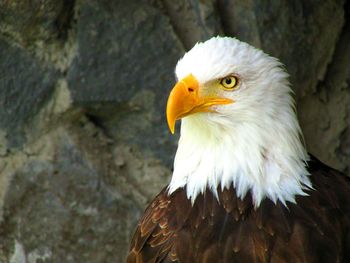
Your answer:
168,36 -> 311,207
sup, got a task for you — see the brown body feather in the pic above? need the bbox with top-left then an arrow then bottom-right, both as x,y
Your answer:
126,156 -> 350,263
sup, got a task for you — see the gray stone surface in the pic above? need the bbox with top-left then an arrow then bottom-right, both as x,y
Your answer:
0,0 -> 349,262
0,121 -> 170,263
0,0 -> 74,47
0,37 -> 58,148
162,0 -> 222,49
67,0 -> 184,165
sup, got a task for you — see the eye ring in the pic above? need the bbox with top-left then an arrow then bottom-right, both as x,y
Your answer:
220,76 -> 239,90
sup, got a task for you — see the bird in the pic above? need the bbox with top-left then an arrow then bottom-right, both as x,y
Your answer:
125,36 -> 350,263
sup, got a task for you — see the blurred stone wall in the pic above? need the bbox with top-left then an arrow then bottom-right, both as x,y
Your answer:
0,0 -> 349,262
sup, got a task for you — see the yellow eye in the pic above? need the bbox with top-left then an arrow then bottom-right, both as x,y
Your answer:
220,76 -> 238,90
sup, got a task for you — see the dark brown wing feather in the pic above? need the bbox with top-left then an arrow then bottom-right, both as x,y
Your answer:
126,156 -> 350,263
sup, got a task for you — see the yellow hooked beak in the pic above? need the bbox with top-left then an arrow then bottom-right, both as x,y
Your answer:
166,74 -> 233,134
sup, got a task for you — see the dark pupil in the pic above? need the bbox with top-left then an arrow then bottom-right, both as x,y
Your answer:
225,78 -> 232,85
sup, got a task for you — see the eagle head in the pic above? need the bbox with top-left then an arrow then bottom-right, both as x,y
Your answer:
166,37 -> 311,207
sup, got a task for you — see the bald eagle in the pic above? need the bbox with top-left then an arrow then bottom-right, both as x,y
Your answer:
126,37 -> 350,262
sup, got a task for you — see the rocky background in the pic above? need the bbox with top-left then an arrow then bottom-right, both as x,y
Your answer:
0,0 -> 349,262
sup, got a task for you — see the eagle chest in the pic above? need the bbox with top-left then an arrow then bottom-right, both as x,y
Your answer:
127,180 -> 347,263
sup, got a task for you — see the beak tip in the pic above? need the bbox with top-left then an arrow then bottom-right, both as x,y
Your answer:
166,108 -> 176,134
168,122 -> 175,135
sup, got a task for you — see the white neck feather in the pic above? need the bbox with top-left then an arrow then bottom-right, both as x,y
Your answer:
168,93 -> 311,207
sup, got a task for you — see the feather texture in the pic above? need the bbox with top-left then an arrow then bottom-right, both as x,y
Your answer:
126,156 -> 350,263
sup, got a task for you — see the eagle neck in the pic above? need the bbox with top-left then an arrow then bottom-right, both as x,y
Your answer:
168,113 -> 312,207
